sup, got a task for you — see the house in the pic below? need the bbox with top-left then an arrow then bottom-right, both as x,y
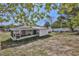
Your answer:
10,26 -> 52,40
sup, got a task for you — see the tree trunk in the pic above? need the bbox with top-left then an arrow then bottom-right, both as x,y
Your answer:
69,22 -> 74,32
70,27 -> 74,32
68,18 -> 74,32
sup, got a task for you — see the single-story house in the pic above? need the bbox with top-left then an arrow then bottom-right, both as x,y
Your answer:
10,26 -> 52,40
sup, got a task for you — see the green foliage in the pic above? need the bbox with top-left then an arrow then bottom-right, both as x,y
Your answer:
58,3 -> 79,31
0,3 -> 59,28
45,3 -> 51,12
52,19 -> 68,28
0,17 -> 4,22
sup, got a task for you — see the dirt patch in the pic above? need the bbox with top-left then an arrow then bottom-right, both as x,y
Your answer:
0,32 -> 79,56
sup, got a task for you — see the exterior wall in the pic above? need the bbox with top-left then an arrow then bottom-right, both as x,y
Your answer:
48,27 -> 52,32
21,30 -> 33,35
10,27 -> 51,40
11,30 -> 35,40
39,29 -> 48,36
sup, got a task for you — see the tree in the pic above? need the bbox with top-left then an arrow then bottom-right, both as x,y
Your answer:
58,3 -> 79,31
0,17 -> 4,26
57,15 -> 66,28
0,3 -> 58,28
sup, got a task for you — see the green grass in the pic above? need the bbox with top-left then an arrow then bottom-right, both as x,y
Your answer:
0,32 -> 10,42
0,32 -> 79,56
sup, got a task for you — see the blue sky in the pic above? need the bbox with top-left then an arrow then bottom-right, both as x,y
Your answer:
36,9 -> 59,26
0,4 -> 59,26
36,5 -> 59,26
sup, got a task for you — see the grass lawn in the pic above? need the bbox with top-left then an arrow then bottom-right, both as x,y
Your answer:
0,32 -> 10,42
0,32 -> 79,56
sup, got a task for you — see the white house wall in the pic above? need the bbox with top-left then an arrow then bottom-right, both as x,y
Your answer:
39,29 -> 48,36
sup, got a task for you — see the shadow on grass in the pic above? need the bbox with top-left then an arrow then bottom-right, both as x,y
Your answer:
1,35 -> 51,50
67,32 -> 79,36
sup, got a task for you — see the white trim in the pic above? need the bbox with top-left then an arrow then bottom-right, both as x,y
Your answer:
11,34 -> 38,40
10,36 -> 16,40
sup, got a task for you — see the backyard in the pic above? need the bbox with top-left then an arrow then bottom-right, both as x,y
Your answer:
0,32 -> 79,56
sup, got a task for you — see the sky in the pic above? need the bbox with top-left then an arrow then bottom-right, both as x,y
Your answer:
36,9 -> 59,26
0,4 -> 59,26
